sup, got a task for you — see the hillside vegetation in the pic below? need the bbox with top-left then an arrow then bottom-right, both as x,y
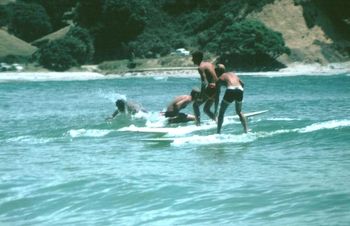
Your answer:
0,0 -> 349,72
249,0 -> 350,65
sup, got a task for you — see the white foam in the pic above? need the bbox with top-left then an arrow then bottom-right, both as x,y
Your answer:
145,112 -> 168,127
167,119 -> 350,146
298,120 -> 350,133
67,129 -> 112,138
266,117 -> 300,121
132,111 -> 150,120
6,135 -> 53,144
170,133 -> 257,146
0,72 -> 108,82
238,62 -> 350,77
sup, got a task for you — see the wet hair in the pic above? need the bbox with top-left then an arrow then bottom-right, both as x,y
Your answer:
215,64 -> 225,77
191,50 -> 203,62
190,88 -> 200,100
116,99 -> 126,112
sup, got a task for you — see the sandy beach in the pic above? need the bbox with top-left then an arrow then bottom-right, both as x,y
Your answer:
0,61 -> 349,83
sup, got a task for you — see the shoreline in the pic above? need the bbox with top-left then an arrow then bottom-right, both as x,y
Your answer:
0,62 -> 349,82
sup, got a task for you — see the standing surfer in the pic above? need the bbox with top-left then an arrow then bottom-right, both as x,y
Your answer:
215,64 -> 248,133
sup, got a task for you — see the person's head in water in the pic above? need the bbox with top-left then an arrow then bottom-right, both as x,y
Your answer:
116,99 -> 126,112
190,88 -> 200,101
191,50 -> 203,65
215,64 -> 225,77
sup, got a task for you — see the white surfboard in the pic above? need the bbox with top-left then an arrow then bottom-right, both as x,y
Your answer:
141,137 -> 175,142
118,110 -> 268,135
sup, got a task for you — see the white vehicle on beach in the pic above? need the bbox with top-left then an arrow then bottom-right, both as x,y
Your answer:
171,48 -> 190,56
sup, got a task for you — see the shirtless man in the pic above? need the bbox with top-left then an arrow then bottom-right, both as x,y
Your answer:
191,50 -> 218,125
164,89 -> 200,124
215,64 -> 248,133
106,99 -> 146,121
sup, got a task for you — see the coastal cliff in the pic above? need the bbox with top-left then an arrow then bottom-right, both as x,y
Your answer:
249,0 -> 350,65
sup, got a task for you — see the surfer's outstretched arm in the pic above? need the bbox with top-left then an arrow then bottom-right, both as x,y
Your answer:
106,110 -> 119,121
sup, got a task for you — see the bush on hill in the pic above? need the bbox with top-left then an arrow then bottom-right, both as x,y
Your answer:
213,20 -> 290,71
0,5 -> 9,27
19,0 -> 78,31
7,2 -> 52,42
38,38 -> 78,71
37,26 -> 94,71
128,28 -> 189,58
74,0 -> 146,62
66,26 -> 94,64
216,20 -> 289,58
0,54 -> 31,64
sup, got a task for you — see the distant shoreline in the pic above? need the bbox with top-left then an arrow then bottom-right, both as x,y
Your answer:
1,61 -> 349,82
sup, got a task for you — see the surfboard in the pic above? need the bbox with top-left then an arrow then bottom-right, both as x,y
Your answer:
141,138 -> 175,142
215,110 -> 268,121
118,110 -> 268,134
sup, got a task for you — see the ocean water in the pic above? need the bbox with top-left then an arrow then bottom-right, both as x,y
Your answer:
0,70 -> 349,225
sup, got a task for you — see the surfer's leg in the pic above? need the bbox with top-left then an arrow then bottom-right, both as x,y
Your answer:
235,101 -> 248,133
177,113 -> 194,123
193,101 -> 202,125
217,101 -> 229,133
204,99 -> 216,121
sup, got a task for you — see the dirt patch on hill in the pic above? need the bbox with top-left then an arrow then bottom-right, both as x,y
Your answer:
248,0 -> 349,65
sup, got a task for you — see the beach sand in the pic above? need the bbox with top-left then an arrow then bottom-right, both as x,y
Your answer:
1,62 -> 349,82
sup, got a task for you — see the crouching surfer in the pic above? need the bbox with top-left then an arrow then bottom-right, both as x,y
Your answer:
163,88 -> 200,124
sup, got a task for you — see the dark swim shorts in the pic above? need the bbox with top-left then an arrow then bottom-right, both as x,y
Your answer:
165,112 -> 188,120
223,89 -> 243,103
205,84 -> 216,99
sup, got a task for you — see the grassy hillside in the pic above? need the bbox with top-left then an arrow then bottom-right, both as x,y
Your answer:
248,0 -> 350,64
1,0 -> 348,71
0,29 -> 37,58
32,25 -> 71,47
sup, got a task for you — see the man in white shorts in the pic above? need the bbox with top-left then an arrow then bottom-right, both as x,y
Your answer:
214,64 -> 248,133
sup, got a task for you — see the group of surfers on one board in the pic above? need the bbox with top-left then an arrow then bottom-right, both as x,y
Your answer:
106,51 -> 248,134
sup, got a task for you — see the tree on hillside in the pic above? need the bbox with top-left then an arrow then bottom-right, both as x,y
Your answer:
7,2 -> 52,42
66,26 -> 94,64
74,0 -> 146,61
37,26 -> 94,71
213,20 -> 289,71
0,5 -> 9,27
162,0 -> 224,15
38,38 -> 78,71
19,0 -> 79,30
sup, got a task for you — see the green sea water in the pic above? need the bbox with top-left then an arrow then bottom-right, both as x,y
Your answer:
0,72 -> 350,225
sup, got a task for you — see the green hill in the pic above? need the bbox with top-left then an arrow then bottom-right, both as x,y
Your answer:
1,0 -> 349,71
0,29 -> 37,58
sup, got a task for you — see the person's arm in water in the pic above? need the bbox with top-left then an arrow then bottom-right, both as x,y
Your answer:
106,109 -> 119,121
